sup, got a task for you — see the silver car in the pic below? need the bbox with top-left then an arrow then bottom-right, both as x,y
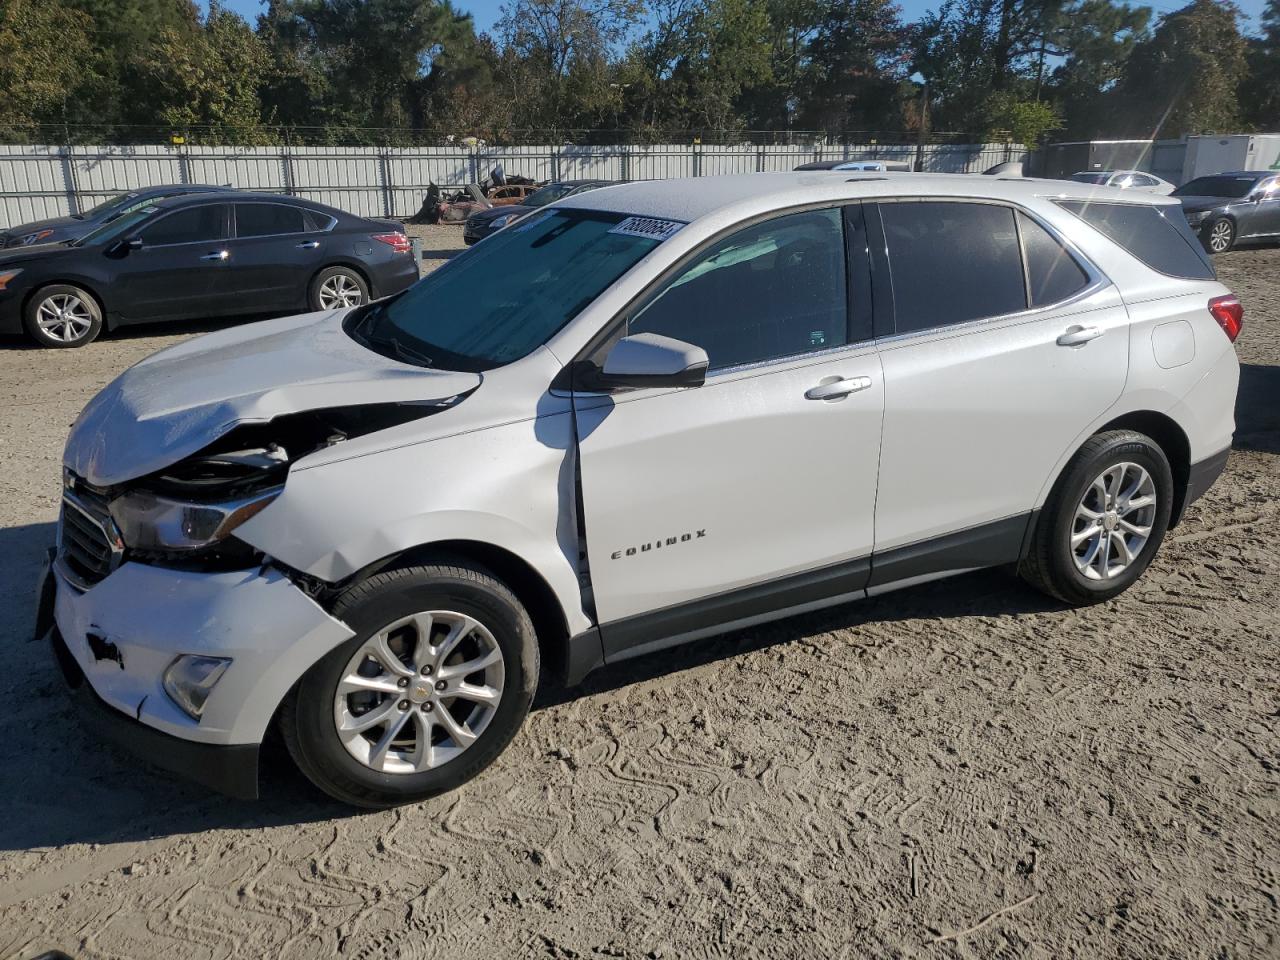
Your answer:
42,173 -> 1241,807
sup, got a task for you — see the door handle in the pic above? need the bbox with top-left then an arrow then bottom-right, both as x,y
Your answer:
805,376 -> 873,401
200,250 -> 229,262
1056,324 -> 1103,347
296,240 -> 320,249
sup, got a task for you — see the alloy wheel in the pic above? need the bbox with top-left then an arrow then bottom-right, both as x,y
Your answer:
35,293 -> 93,343
1208,220 -> 1233,253
317,274 -> 364,308
1070,462 -> 1157,581
333,610 -> 505,774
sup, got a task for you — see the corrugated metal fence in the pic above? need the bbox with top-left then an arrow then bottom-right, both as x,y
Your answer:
0,141 -> 1027,228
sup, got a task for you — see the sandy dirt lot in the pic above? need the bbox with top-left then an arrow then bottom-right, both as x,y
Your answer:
0,224 -> 1276,959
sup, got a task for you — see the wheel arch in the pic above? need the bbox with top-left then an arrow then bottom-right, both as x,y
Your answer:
23,278 -> 111,328
310,260 -> 374,302
1090,410 -> 1191,526
330,539 -> 575,688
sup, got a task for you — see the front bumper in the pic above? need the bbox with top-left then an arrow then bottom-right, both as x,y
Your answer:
44,552 -> 353,794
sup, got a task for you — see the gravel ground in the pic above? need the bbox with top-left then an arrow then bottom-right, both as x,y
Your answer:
0,227 -> 1276,960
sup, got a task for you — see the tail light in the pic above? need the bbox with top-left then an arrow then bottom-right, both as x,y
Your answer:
1208,294 -> 1243,343
372,232 -> 411,255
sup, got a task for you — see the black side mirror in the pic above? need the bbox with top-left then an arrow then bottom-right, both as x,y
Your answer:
590,333 -> 709,390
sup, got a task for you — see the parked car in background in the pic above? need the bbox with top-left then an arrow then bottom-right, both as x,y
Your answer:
0,184 -> 232,249
0,192 -> 417,347
42,173 -> 1239,807
463,179 -> 615,244
1173,171 -> 1280,253
1069,170 -> 1175,195
795,159 -> 913,172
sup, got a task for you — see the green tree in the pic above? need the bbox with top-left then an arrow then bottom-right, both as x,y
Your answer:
127,1 -> 270,141
1045,0 -> 1151,138
1242,0 -> 1280,129
0,0 -> 95,136
982,89 -> 1062,142
1112,0 -> 1247,136
796,0 -> 909,132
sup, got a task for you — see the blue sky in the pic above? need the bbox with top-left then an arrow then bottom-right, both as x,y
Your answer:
202,0 -> 1267,36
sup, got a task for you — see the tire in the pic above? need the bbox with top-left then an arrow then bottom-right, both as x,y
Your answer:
309,265 -> 369,311
1204,217 -> 1235,254
1020,430 -> 1174,606
280,561 -> 539,808
23,284 -> 103,347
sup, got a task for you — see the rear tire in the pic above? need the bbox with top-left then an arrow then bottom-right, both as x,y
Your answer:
281,561 -> 539,808
23,284 -> 103,347
1204,217 -> 1235,254
309,266 -> 369,311
1020,430 -> 1173,606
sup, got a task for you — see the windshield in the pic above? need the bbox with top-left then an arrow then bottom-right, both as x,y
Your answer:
1070,173 -> 1110,185
79,191 -> 141,220
73,206 -> 158,246
522,183 -> 577,208
1172,176 -> 1256,199
348,209 -> 668,371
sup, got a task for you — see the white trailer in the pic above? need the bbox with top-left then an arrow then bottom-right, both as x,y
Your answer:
1182,134 -> 1280,181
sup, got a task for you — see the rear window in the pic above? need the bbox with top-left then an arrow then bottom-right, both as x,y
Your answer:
1172,176 -> 1256,199
236,203 -> 306,238
881,201 -> 1026,332
1054,200 -> 1214,280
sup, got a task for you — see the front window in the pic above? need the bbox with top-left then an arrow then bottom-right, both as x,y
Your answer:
1070,173 -> 1110,185
1172,176 -> 1257,199
73,207 -> 159,246
348,209 -> 666,371
522,183 -> 577,208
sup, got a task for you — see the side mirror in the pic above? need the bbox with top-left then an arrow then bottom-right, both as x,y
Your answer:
593,333 -> 709,390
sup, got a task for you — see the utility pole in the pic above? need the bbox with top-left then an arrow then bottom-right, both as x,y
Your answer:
915,80 -> 929,173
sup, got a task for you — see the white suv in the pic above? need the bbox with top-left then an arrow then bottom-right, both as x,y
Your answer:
40,173 -> 1241,808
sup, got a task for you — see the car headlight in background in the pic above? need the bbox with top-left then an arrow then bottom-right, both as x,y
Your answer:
489,212 -> 521,231
20,229 -> 54,245
108,486 -> 281,553
163,655 -> 231,718
1186,210 -> 1210,223
0,269 -> 23,291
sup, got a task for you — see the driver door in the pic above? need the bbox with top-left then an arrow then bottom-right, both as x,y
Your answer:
572,205 -> 884,660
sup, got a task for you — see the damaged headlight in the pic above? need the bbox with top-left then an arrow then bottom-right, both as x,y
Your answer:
163,654 -> 231,719
109,485 -> 280,553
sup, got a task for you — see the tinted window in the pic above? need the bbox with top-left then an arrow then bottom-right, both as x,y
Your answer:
235,203 -> 306,238
1054,200 -> 1214,280
1131,174 -> 1158,187
1070,173 -> 1109,185
881,201 -> 1025,332
628,208 -> 847,370
139,205 -> 225,246
350,209 -> 661,371
1018,213 -> 1091,307
1172,176 -> 1256,199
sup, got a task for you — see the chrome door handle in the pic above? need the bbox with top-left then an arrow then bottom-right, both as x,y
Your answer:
296,240 -> 320,249
1057,324 -> 1103,347
200,250 -> 229,262
805,376 -> 873,401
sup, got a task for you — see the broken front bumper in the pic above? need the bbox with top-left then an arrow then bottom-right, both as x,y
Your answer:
40,552 -> 353,798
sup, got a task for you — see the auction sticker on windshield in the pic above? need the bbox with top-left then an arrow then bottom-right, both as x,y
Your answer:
608,216 -> 685,242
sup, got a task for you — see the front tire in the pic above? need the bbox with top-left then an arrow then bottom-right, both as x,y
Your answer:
23,284 -> 103,347
1020,430 -> 1173,606
309,266 -> 369,311
281,561 -> 539,808
1204,217 -> 1235,254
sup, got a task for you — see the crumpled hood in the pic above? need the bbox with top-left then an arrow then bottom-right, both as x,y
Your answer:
64,309 -> 482,487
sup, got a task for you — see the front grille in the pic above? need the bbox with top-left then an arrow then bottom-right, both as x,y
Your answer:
58,483 -> 123,590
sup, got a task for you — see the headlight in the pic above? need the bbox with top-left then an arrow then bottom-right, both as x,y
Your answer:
489,213 -> 520,230
1186,210 -> 1210,222
21,229 -> 54,245
0,268 -> 22,291
163,655 -> 231,719
108,486 -> 280,552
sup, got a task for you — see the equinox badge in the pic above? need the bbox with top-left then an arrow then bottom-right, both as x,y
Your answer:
611,529 -> 707,559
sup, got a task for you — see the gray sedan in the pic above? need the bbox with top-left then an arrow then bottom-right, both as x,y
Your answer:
1174,171 -> 1280,253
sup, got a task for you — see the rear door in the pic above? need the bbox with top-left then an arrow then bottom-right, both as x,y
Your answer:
1249,176 -> 1280,235
573,205 -> 885,658
866,199 -> 1130,585
221,201 -> 327,312
113,202 -> 231,322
